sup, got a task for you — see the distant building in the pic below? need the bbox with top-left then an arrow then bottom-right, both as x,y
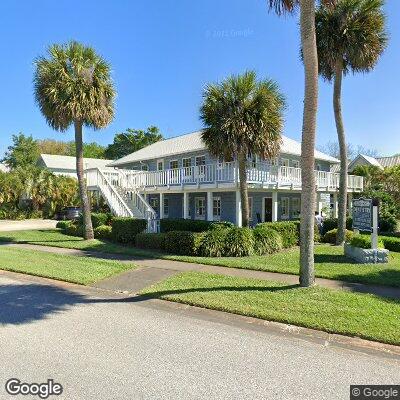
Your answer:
331,154 -> 400,173
0,162 -> 9,173
38,154 -> 114,178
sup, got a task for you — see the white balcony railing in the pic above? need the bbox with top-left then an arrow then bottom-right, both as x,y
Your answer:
93,162 -> 363,192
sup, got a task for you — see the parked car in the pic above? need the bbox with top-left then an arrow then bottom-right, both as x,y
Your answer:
56,207 -> 82,220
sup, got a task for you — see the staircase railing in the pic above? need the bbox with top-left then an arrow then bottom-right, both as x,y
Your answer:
85,168 -> 133,217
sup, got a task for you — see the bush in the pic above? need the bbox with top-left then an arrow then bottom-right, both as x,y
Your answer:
256,221 -> 299,248
94,225 -> 112,240
382,236 -> 400,253
65,223 -> 83,237
350,234 -> 384,249
164,231 -> 204,255
379,215 -> 398,233
56,220 -> 72,231
91,212 -> 111,228
321,217 -> 353,235
111,217 -> 147,243
135,233 -> 166,250
209,221 -> 235,230
322,229 -> 354,244
224,227 -> 254,257
160,219 -> 210,233
253,226 -> 283,255
198,228 -> 229,257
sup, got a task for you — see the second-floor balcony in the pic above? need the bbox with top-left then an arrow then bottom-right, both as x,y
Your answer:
95,161 -> 363,192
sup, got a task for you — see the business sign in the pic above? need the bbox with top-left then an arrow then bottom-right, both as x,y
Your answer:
352,198 -> 373,232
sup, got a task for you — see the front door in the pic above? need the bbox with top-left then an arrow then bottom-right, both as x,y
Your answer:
264,198 -> 272,222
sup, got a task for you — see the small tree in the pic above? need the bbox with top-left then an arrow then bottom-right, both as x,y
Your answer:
200,71 -> 285,227
34,41 -> 115,239
315,0 -> 387,244
3,133 -> 40,170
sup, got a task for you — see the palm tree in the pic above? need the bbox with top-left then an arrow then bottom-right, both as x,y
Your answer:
315,0 -> 387,244
200,71 -> 285,227
267,0 -> 327,287
34,41 -> 115,239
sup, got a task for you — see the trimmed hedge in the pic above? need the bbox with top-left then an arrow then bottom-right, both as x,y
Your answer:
78,212 -> 112,228
350,234 -> 384,249
382,236 -> 400,253
198,228 -> 229,257
56,220 -> 72,231
253,226 -> 283,255
322,229 -> 354,244
209,221 -> 235,230
94,225 -> 112,240
65,223 -> 83,237
256,221 -> 299,248
224,227 -> 254,257
321,217 -> 353,235
160,219 -> 211,233
164,231 -> 204,256
135,233 -> 166,250
112,217 -> 147,243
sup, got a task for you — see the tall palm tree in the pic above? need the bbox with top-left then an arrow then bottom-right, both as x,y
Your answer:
315,0 -> 387,244
34,41 -> 115,239
267,0 -> 330,286
200,71 -> 285,227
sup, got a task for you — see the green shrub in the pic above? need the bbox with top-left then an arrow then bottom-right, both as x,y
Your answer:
65,223 -> 83,237
91,212 -> 110,228
224,227 -> 254,257
160,219 -> 210,233
321,217 -> 353,235
314,223 -> 321,243
350,234 -> 384,249
198,228 -> 229,257
209,221 -> 235,230
135,233 -> 166,250
56,220 -> 72,231
256,221 -> 299,248
253,226 -> 283,255
164,231 -> 204,255
382,236 -> 400,252
379,215 -> 398,233
111,217 -> 147,243
322,229 -> 354,244
94,225 -> 112,240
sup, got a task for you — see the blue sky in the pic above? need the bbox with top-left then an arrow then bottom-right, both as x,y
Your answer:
0,0 -> 399,157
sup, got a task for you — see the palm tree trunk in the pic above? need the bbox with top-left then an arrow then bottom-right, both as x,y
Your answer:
238,150 -> 249,227
333,60 -> 348,245
299,0 -> 318,287
74,120 -> 94,240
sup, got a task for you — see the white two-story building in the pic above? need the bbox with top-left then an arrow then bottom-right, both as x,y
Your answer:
85,130 -> 363,230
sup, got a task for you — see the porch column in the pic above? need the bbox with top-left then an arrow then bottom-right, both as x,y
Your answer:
235,190 -> 242,227
348,193 -> 353,217
207,191 -> 213,222
183,192 -> 189,219
316,192 -> 323,215
272,191 -> 278,222
333,193 -> 338,218
159,193 -> 164,219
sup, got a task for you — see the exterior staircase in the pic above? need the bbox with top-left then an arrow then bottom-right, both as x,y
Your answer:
85,168 -> 158,232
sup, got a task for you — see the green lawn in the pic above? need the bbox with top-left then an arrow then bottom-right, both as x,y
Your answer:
0,246 -> 136,285
1,229 -> 400,288
140,271 -> 400,345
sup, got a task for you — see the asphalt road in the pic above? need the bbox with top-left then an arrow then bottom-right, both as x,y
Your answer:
0,273 -> 399,400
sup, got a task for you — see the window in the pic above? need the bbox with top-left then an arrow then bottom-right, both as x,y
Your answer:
150,197 -> 159,209
195,155 -> 206,166
281,197 -> 290,219
248,196 -> 253,221
292,160 -> 300,169
316,164 -> 322,171
169,160 -> 178,169
195,197 -> 206,220
141,164 -> 148,171
182,158 -> 192,168
213,196 -> 221,221
292,197 -> 301,218
281,158 -> 290,167
157,160 -> 164,171
163,198 -> 169,217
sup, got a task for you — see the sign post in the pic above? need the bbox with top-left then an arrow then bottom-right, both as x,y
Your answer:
371,198 -> 380,250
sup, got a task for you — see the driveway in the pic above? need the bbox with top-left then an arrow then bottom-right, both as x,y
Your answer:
0,272 -> 399,400
0,219 -> 57,231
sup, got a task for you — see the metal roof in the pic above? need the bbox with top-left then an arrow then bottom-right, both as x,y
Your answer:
39,154 -> 114,171
109,130 -> 340,167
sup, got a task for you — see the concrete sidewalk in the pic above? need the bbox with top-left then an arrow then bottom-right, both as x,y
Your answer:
3,241 -> 400,299
0,219 -> 57,231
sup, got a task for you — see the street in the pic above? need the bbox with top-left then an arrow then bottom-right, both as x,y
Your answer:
0,273 -> 399,400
